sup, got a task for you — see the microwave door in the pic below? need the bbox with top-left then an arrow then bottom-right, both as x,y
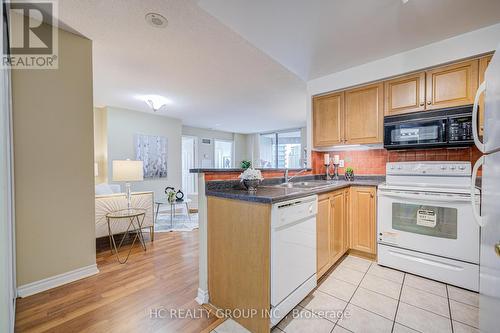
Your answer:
385,119 -> 445,148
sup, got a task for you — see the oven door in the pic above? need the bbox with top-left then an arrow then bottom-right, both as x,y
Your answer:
384,118 -> 447,149
377,189 -> 479,264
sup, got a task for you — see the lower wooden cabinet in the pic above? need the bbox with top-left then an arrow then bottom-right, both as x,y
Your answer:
316,189 -> 348,279
317,186 -> 376,279
349,186 -> 377,256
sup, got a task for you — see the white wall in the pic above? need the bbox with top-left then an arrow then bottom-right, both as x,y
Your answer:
308,23 -> 500,95
1,4 -> 14,329
107,107 -> 183,199
182,126 -> 249,168
306,22 -> 500,157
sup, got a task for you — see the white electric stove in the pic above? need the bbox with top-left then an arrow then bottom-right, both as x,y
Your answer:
377,161 -> 480,291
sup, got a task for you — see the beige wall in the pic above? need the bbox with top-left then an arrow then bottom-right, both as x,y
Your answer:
94,107 -> 108,184
12,24 -> 95,286
106,107 -> 183,199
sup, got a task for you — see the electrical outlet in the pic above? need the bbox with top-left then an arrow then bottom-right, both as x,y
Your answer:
339,160 -> 344,167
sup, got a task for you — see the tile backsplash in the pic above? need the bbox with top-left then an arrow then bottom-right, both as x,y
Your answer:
312,147 -> 482,175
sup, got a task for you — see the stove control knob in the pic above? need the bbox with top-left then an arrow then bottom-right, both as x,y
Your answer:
440,165 -> 447,170
450,166 -> 456,170
397,166 -> 402,170
458,165 -> 466,170
390,166 -> 394,170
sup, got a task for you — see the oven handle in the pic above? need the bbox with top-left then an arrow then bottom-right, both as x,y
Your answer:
378,191 -> 471,203
471,156 -> 485,227
472,81 -> 486,153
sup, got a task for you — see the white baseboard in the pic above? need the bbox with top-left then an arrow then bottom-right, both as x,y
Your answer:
195,288 -> 209,305
17,264 -> 99,298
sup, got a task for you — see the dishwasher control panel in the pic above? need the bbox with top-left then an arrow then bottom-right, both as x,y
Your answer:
272,195 -> 318,228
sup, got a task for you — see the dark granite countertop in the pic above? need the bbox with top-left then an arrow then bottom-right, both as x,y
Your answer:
190,168 -> 312,173
205,175 -> 385,204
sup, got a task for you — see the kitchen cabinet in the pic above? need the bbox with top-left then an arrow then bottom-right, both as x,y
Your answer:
349,186 -> 377,256
425,59 -> 479,110
313,92 -> 344,147
316,189 -> 348,279
330,189 -> 347,262
384,72 -> 426,116
345,83 -> 384,144
316,194 -> 332,278
479,55 -> 493,136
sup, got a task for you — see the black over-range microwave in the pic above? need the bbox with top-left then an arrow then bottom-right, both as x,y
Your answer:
383,105 -> 474,150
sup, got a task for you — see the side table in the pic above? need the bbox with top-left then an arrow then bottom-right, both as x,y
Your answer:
106,208 -> 147,264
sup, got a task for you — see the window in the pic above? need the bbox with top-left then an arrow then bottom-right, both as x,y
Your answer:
260,129 -> 303,169
259,133 -> 277,168
214,140 -> 233,168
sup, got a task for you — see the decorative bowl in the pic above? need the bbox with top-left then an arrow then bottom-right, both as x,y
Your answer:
242,179 -> 261,192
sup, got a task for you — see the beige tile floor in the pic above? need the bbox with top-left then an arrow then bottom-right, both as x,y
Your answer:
211,255 -> 480,333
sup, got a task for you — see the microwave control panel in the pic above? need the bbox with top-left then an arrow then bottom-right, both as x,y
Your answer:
449,116 -> 473,142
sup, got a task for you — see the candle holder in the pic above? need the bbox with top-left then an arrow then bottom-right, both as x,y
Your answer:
332,163 -> 340,180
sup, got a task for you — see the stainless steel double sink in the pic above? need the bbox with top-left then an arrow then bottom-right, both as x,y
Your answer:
263,180 -> 342,190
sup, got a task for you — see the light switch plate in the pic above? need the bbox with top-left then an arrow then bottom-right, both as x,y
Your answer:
339,160 -> 345,167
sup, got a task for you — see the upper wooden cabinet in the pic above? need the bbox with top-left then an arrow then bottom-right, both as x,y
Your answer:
349,186 -> 376,256
313,92 -> 344,147
313,56 -> 485,145
425,59 -> 479,110
345,83 -> 384,144
479,55 -> 493,136
384,72 -> 426,116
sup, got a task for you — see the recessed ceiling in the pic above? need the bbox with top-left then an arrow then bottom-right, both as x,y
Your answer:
56,0 -> 307,134
198,0 -> 500,80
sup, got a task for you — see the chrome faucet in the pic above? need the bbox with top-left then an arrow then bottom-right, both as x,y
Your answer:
284,168 -> 308,184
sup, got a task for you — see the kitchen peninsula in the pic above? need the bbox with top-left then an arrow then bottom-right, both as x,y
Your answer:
191,168 -> 382,333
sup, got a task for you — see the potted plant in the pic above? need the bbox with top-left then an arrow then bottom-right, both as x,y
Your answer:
240,160 -> 252,170
345,167 -> 354,181
239,168 -> 264,192
165,186 -> 176,203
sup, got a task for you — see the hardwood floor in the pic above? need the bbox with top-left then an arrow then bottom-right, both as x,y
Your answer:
15,230 -> 218,333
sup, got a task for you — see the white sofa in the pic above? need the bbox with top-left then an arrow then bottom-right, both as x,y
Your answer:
95,184 -> 154,241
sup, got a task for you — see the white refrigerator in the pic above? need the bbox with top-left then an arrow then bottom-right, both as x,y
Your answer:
471,43 -> 500,333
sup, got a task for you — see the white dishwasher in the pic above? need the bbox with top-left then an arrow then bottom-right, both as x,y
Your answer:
270,195 -> 317,327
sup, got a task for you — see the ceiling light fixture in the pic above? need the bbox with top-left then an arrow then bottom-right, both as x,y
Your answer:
145,12 -> 168,28
136,95 -> 171,112
401,0 -> 410,4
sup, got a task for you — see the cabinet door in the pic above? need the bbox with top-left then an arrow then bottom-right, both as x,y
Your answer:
425,59 -> 479,110
384,72 -> 426,116
345,83 -> 384,144
343,188 -> 350,253
330,190 -> 345,263
349,187 -> 376,255
316,194 -> 331,279
479,55 -> 493,136
313,92 -> 344,147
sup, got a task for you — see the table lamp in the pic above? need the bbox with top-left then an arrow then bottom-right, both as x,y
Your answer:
112,159 -> 144,209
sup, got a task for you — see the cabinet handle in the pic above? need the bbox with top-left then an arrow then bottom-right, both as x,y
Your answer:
370,193 -> 374,198
427,101 -> 431,105
420,102 -> 424,106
